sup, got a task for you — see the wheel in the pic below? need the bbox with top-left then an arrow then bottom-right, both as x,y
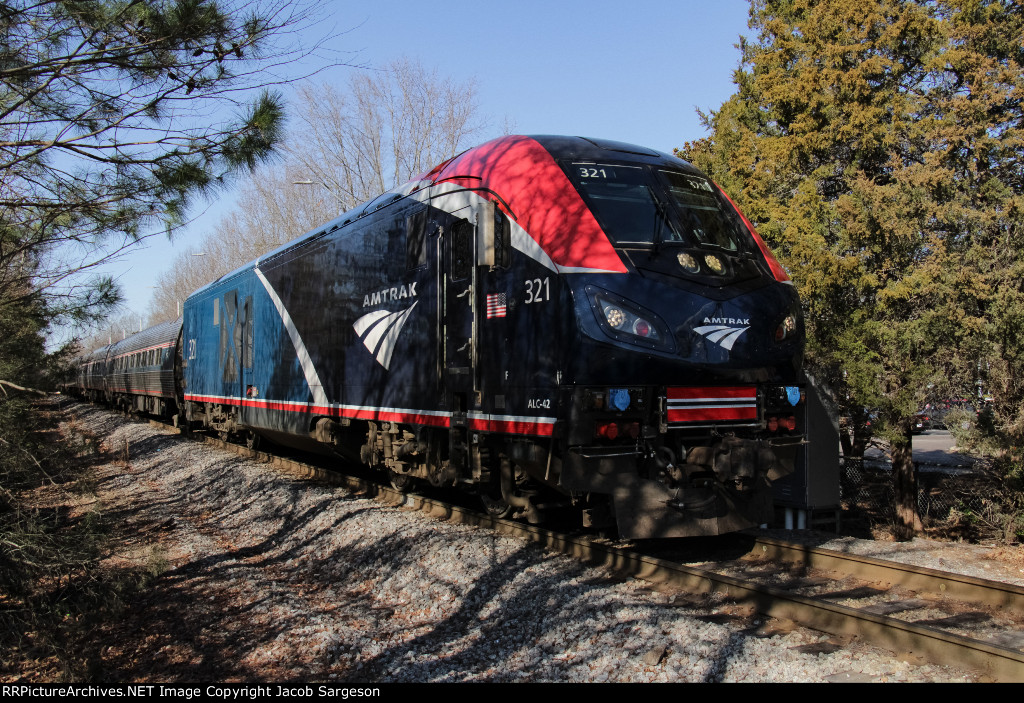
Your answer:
480,492 -> 513,519
388,469 -> 414,493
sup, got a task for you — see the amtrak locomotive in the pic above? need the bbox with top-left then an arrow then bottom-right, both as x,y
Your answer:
72,135 -> 806,539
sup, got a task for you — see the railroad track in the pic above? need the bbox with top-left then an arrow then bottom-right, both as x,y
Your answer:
156,418 -> 1024,682
665,536 -> 1024,682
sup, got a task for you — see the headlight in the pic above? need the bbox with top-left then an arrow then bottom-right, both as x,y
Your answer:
775,314 -> 797,341
676,252 -> 700,273
604,305 -> 627,330
600,300 -> 659,340
774,304 -> 802,342
588,288 -> 675,352
704,254 -> 725,274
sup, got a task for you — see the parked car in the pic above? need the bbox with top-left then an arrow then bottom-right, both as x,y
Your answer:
912,411 -> 936,433
925,399 -> 977,430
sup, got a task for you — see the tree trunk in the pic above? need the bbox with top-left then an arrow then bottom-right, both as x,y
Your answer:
840,406 -> 873,459
891,419 -> 923,541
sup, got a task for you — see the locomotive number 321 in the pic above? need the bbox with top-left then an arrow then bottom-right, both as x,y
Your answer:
524,277 -> 550,304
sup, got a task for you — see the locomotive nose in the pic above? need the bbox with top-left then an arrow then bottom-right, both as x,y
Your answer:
575,275 -> 803,370
674,282 -> 803,368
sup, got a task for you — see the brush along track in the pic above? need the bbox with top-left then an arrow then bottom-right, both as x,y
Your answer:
154,419 -> 1024,682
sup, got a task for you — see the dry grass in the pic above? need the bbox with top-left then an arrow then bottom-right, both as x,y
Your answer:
986,545 -> 1024,571
0,398 -> 161,683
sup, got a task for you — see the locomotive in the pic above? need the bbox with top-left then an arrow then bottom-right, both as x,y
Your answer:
73,135 -> 806,539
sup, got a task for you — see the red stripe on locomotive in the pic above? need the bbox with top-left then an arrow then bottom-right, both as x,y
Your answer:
714,185 -> 791,283
430,136 -> 628,274
667,407 -> 759,423
467,416 -> 555,437
667,386 -> 757,400
666,386 -> 758,423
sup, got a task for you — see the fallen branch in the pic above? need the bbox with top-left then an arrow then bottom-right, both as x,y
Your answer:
0,380 -> 48,396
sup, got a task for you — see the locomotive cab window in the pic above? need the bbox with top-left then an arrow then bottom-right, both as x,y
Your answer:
565,163 -> 677,245
450,219 -> 472,281
493,206 -> 511,269
565,162 -> 752,254
656,170 -> 745,252
406,209 -> 428,270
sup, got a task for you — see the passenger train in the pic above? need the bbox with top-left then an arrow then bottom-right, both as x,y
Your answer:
70,135 -> 806,539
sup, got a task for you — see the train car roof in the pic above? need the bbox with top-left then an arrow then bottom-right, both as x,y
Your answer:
529,135 -> 668,161
185,135 -> 701,299
81,344 -> 112,361
107,317 -> 182,357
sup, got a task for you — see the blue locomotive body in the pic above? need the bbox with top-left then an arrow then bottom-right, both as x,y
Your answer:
79,136 -> 807,538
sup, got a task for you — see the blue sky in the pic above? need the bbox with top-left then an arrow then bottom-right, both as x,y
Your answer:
94,0 -> 754,327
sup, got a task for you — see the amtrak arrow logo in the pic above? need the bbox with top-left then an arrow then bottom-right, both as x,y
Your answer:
353,302 -> 418,370
694,324 -> 748,351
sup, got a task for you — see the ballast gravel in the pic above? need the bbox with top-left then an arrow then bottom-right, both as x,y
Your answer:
62,401 -> 1007,683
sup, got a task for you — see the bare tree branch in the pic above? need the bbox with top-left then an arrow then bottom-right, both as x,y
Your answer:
0,380 -> 47,396
147,59 -> 492,325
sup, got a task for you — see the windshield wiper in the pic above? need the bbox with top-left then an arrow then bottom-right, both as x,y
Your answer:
648,187 -> 677,257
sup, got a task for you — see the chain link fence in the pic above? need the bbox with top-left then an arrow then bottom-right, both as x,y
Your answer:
840,457 -> 1010,538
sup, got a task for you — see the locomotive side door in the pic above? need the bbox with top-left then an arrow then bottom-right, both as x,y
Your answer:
441,213 -> 476,412
435,202 -> 486,480
236,290 -> 255,425
214,287 -> 255,425
217,289 -> 244,401
438,200 -> 510,477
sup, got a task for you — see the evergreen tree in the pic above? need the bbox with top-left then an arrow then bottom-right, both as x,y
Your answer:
0,0 -> 324,329
0,1 -> 332,674
681,0 -> 1021,538
934,1 -> 1024,469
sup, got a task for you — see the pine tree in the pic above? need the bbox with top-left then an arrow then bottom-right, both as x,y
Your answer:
0,1 -> 331,673
0,0 -> 324,327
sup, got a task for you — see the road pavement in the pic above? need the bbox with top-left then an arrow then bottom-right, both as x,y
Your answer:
863,429 -> 979,469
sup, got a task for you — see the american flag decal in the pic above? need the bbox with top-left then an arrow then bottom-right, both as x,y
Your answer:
666,386 -> 758,425
486,292 -> 507,318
